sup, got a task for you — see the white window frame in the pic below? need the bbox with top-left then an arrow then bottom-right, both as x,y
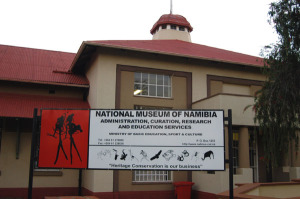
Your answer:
133,170 -> 172,183
134,72 -> 172,98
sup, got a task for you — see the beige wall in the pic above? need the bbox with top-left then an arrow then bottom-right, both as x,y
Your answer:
152,28 -> 191,42
0,129 -> 78,188
246,184 -> 300,198
81,48 -> 265,193
86,54 -> 117,109
192,168 -> 253,194
88,49 -> 265,105
84,54 -> 116,192
193,94 -> 256,126
209,79 -> 262,98
210,80 -> 223,96
82,170 -> 114,192
222,83 -> 251,96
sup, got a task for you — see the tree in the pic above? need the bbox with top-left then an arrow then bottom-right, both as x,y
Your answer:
254,0 -> 300,168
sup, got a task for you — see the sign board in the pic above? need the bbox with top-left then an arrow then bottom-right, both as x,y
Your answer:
39,109 -> 90,168
88,110 -> 225,170
39,109 -> 225,171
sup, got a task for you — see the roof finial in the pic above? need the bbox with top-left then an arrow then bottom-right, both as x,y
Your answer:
170,0 -> 173,14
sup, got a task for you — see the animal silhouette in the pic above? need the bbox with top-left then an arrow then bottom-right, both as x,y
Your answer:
129,149 -> 139,161
182,150 -> 189,157
162,150 -> 176,161
113,149 -> 119,160
120,150 -> 128,160
140,150 -> 149,161
150,150 -> 162,161
202,150 -> 214,161
177,155 -> 184,161
97,150 -> 111,160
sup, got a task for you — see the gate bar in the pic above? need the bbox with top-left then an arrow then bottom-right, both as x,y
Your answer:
28,108 -> 38,199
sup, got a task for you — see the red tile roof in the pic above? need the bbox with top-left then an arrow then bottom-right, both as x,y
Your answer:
150,14 -> 193,34
0,92 -> 90,118
82,40 -> 264,68
0,45 -> 89,86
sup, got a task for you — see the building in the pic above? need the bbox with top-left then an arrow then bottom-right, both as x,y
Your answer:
0,13 -> 299,199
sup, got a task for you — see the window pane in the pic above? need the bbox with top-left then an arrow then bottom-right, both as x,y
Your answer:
164,86 -> 171,97
134,84 -> 142,95
157,75 -> 163,85
164,76 -> 170,86
149,85 -> 156,96
134,72 -> 141,83
149,74 -> 156,84
157,86 -> 163,97
142,84 -> 148,95
179,26 -> 185,31
142,73 -> 148,84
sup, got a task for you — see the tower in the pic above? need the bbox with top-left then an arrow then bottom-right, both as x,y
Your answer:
150,14 -> 193,42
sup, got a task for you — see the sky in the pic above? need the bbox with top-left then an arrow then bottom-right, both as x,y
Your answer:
0,0 -> 278,57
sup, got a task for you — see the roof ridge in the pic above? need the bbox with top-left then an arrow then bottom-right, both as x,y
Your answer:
72,40 -> 264,72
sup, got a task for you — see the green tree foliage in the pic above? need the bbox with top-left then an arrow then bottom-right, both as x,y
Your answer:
255,0 -> 300,167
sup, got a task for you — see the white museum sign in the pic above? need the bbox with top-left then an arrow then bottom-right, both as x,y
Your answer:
88,110 -> 225,171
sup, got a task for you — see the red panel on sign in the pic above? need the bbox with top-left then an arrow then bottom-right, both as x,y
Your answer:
39,109 -> 89,168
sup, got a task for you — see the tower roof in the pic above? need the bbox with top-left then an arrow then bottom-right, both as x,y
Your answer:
150,14 -> 193,34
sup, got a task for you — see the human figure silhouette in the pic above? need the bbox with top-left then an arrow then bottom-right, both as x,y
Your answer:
66,113 -> 82,164
50,114 -> 68,165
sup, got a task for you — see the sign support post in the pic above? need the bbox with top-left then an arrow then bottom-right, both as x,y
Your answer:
225,109 -> 233,199
28,108 -> 38,199
78,169 -> 82,196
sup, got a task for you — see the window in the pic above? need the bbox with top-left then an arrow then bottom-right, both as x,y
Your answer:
134,72 -> 171,98
179,26 -> 185,31
132,105 -> 171,183
232,128 -> 239,174
133,170 -> 171,182
171,25 -> 176,30
249,129 -> 258,182
232,127 -> 257,178
162,24 -> 167,29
